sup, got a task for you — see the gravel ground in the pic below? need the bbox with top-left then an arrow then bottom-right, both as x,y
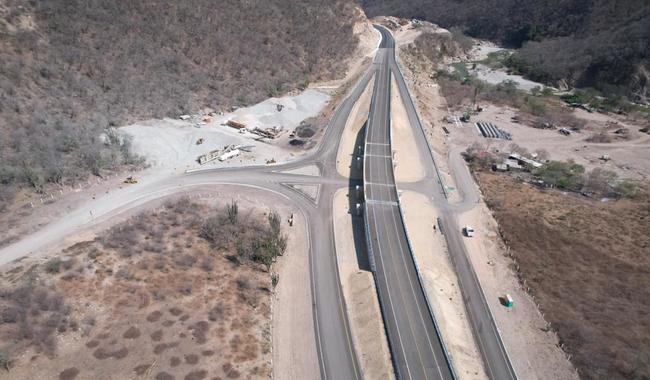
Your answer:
121,89 -> 330,175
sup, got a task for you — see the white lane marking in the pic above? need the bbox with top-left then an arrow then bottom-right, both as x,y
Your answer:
376,91 -> 433,378
366,199 -> 398,206
377,204 -> 429,380
390,207 -> 445,379
366,142 -> 390,146
368,205 -> 413,379
366,153 -> 392,158
365,182 -> 395,188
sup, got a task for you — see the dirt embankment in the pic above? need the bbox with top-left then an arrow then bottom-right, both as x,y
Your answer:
0,198 -> 293,380
477,172 -> 650,380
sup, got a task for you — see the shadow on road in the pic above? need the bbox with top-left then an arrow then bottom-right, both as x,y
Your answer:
347,122 -> 370,271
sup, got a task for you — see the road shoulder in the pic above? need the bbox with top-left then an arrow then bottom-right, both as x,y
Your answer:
332,188 -> 394,379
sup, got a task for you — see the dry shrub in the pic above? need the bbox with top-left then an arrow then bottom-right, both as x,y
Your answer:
174,254 -> 197,268
208,302 -> 230,322
222,362 -> 241,379
93,346 -> 128,360
437,77 -> 474,108
133,364 -> 151,376
58,367 -> 80,380
146,311 -> 163,323
155,372 -> 174,380
151,330 -> 163,342
184,370 -> 207,380
122,326 -> 141,339
189,321 -> 210,344
0,275 -> 71,358
185,353 -> 199,365
153,342 -> 179,355
169,307 -> 183,317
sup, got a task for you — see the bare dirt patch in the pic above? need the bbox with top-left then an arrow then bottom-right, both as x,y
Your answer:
477,172 -> 650,380
399,191 -> 487,379
0,198 -> 291,379
391,74 -> 426,183
336,76 -> 375,178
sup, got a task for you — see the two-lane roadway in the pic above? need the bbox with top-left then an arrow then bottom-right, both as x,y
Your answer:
363,25 -> 454,380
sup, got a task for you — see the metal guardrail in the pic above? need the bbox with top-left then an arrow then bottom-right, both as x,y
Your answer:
392,52 -> 518,380
362,64 -> 398,377
361,44 -> 458,377
387,69 -> 459,380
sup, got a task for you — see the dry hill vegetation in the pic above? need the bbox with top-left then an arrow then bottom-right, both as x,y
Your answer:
401,35 -> 589,131
0,0 -> 361,210
364,0 -> 650,101
0,198 -> 288,379
476,172 -> 650,380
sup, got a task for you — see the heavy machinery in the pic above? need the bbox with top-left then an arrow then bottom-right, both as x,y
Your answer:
463,226 -> 475,237
124,176 -> 138,184
196,138 -> 204,145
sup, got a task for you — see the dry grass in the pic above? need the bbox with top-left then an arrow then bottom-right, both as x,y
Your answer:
477,172 -> 650,380
0,198 -> 284,379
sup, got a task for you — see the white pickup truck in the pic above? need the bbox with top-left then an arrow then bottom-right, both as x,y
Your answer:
463,226 -> 475,237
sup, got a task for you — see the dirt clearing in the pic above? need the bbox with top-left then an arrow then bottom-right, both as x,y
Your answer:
476,172 -> 649,379
391,75 -> 425,183
336,78 -> 375,178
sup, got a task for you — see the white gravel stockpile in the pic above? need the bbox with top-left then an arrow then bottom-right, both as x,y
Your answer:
121,89 -> 330,172
229,89 -> 329,129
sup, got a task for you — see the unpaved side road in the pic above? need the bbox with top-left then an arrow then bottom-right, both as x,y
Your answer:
332,188 -> 394,379
272,203 -> 320,380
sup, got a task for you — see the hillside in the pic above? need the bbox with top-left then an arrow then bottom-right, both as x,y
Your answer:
362,0 -> 650,101
0,0 -> 361,209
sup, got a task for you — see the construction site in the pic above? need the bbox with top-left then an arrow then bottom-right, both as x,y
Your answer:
1,5 -> 648,380
119,88 -> 332,175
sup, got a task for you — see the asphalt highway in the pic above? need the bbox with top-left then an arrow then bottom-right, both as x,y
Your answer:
0,65 -> 377,380
1,23 -> 516,380
363,26 -> 454,380
384,26 -> 518,380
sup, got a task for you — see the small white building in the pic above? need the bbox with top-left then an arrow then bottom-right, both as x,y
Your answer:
508,153 -> 543,169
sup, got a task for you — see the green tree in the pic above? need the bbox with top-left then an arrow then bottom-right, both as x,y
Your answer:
534,160 -> 585,191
